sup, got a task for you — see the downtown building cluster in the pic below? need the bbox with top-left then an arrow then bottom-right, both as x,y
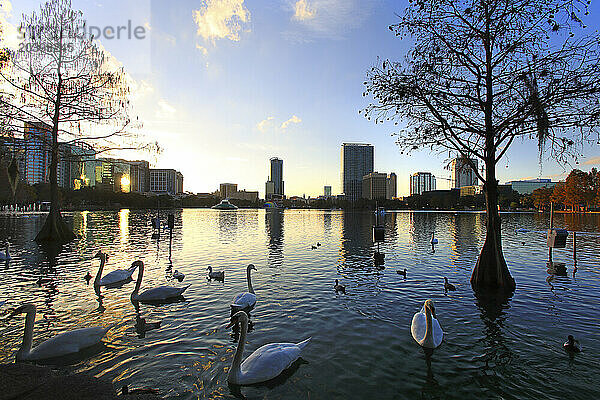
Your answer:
1,122 -> 184,196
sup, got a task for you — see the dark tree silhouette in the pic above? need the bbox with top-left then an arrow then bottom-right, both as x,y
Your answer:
363,0 -> 600,293
0,0 -> 144,243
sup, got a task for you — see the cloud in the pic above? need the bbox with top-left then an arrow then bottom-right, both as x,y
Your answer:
281,115 -> 301,130
157,99 -> 176,117
583,156 -> 600,165
293,0 -> 316,20
192,0 -> 250,43
0,0 -> 21,49
285,0 -> 373,41
195,44 -> 209,55
257,116 -> 275,132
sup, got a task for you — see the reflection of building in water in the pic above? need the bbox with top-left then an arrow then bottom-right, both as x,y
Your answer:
72,211 -> 89,239
339,211 -> 373,267
449,213 -> 483,266
265,210 -> 284,266
323,212 -> 332,235
119,209 -> 130,244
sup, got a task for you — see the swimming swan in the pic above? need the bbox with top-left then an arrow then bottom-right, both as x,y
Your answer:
227,311 -> 311,385
207,266 -> 224,280
231,264 -> 257,312
130,261 -> 190,302
11,303 -> 111,361
0,243 -> 11,261
411,299 -> 444,349
94,251 -> 138,287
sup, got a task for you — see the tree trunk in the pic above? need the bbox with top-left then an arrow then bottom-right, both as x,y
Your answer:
35,124 -> 75,244
471,161 -> 515,292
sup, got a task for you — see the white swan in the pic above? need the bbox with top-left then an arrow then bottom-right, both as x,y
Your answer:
411,299 -> 443,348
130,261 -> 190,302
227,311 -> 311,385
231,264 -> 257,312
0,243 -> 11,261
11,303 -> 111,361
93,251 -> 138,287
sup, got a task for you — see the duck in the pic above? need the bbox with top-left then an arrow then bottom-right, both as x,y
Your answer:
94,251 -> 138,287
10,303 -> 112,361
397,268 -> 407,278
0,243 -> 11,261
334,279 -> 346,294
173,270 -> 185,281
311,245 -> 317,250
84,272 -> 93,284
207,266 -> 224,280
231,264 -> 257,313
411,299 -> 444,348
316,242 -> 321,247
443,277 -> 456,291
227,311 -> 311,385
430,233 -> 438,245
130,261 -> 190,302
563,335 -> 581,353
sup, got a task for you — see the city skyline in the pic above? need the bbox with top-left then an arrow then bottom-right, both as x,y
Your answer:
2,0 -> 600,198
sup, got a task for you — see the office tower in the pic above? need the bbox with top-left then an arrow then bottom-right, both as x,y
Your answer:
410,172 -> 437,195
341,143 -> 374,201
128,160 -> 150,193
324,185 -> 332,197
266,157 -> 284,200
451,157 -> 478,188
24,121 -> 52,185
387,173 -> 397,199
220,183 -> 238,199
362,172 -> 388,200
150,169 -> 184,195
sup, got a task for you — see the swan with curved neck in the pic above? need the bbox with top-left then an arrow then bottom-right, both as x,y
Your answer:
227,311 -> 311,385
231,264 -> 257,312
130,261 -> 190,302
411,299 -> 443,348
11,303 -> 111,361
0,243 -> 11,261
94,251 -> 138,287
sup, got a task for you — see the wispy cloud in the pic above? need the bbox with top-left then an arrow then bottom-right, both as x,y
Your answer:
285,0 -> 372,41
583,156 -> 600,165
157,99 -> 177,117
281,115 -> 301,130
257,116 -> 275,133
192,0 -> 251,44
293,0 -> 316,20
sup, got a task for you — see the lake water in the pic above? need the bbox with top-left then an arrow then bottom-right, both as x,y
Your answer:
1,209 -> 599,399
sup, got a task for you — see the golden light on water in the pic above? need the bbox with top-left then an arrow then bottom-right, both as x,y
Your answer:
119,209 -> 129,244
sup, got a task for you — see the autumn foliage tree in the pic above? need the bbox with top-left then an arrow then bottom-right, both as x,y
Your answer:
532,187 -> 553,210
0,0 -> 140,243
363,0 -> 600,293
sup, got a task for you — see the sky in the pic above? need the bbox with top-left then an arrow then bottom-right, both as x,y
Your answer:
2,0 -> 600,197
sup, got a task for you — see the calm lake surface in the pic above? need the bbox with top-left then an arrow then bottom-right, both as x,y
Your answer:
1,209 -> 599,399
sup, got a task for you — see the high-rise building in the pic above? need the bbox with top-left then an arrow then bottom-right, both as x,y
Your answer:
266,157 -> 284,200
341,143 -> 374,201
362,172 -> 388,200
220,183 -> 238,199
386,173 -> 397,199
451,157 -> 478,188
324,185 -> 332,197
410,172 -> 436,195
24,121 -> 52,185
128,160 -> 150,193
231,190 -> 259,202
150,168 -> 183,195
